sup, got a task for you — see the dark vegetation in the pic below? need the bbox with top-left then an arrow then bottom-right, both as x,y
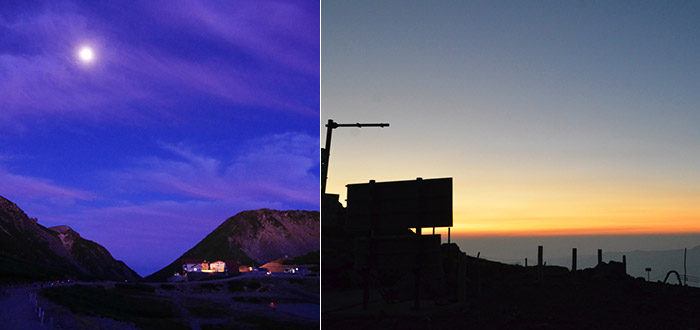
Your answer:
0,246 -> 79,283
40,276 -> 319,330
40,284 -> 189,330
114,282 -> 157,293
239,315 -> 319,330
196,272 -> 241,282
159,283 -> 176,290
233,297 -> 266,303
182,298 -> 229,318
199,282 -> 223,292
283,250 -> 320,265
227,279 -> 261,293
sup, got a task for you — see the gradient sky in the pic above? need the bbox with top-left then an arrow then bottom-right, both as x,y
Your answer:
1,1 -> 319,276
322,1 -> 700,237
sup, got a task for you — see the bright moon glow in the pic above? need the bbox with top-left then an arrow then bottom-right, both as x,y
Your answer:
78,47 -> 94,62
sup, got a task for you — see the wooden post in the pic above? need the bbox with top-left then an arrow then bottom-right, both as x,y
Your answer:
684,248 -> 687,286
622,255 -> 627,274
572,248 -> 577,272
525,258 -> 528,267
448,227 -> 451,244
597,249 -> 602,265
537,245 -> 544,281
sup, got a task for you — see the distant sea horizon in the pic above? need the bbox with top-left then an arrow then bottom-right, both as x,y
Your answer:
451,233 -> 700,261
450,233 -> 700,286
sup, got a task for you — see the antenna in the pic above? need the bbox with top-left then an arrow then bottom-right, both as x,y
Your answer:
321,119 -> 389,195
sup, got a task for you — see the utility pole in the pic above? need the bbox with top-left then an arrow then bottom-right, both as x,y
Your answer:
684,248 -> 687,286
321,119 -> 389,195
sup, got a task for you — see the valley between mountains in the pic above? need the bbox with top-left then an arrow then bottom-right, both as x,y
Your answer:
0,195 -> 319,329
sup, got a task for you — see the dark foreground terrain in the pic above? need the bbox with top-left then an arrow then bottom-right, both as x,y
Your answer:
31,273 -> 318,330
323,255 -> 700,329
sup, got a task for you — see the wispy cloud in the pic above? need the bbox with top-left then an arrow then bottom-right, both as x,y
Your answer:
0,1 -> 319,124
151,0 -> 319,75
0,166 -> 95,203
113,132 -> 319,206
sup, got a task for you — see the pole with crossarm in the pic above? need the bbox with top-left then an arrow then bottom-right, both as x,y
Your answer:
321,119 -> 389,195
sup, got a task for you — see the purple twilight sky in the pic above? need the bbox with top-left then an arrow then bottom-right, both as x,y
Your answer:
0,1 -> 319,276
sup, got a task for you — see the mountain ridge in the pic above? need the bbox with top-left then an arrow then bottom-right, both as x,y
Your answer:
146,208 -> 319,281
0,195 -> 140,282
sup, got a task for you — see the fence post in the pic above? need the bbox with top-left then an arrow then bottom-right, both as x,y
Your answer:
597,249 -> 602,265
537,245 -> 544,281
572,248 -> 577,272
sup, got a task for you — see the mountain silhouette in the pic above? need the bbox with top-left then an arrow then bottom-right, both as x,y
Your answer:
0,195 -> 140,282
146,208 -> 319,281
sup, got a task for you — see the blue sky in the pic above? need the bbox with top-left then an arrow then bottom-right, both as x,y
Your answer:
1,0 -> 319,276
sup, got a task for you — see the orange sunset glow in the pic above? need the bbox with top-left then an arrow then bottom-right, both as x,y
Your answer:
324,155 -> 700,237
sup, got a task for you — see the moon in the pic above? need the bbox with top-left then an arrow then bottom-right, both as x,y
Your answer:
78,46 -> 94,63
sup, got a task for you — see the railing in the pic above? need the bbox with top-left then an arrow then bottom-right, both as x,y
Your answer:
29,291 -> 54,330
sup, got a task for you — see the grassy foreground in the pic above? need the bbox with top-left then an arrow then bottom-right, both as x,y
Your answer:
40,276 -> 319,330
41,284 -> 187,330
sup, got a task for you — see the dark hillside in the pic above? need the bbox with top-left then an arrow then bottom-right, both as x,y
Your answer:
146,209 -> 319,282
0,195 -> 140,282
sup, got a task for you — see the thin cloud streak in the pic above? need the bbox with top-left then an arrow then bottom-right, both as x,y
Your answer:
153,0 -> 319,75
113,133 -> 319,206
0,166 -> 95,202
0,1 -> 319,123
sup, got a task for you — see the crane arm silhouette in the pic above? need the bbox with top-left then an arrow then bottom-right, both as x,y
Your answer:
321,119 -> 389,195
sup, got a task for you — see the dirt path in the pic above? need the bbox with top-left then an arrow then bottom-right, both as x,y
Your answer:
0,285 -> 45,330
